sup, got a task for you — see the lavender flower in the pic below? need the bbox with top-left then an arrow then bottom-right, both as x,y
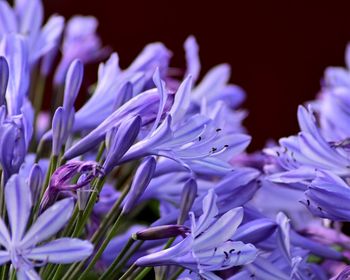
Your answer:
0,174 -> 93,278
40,161 -> 103,211
136,190 -> 257,278
0,0 -> 64,65
54,16 -> 109,85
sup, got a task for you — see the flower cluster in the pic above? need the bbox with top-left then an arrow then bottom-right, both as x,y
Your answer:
0,0 -> 349,279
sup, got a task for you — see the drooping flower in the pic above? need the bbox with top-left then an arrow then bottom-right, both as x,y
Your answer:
0,174 -> 93,278
40,161 -> 103,211
136,189 -> 257,278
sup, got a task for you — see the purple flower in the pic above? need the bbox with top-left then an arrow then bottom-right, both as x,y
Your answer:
40,161 -> 103,211
121,73 -> 251,175
63,83 -> 171,160
74,42 -> 170,132
266,105 -> 350,185
0,0 -> 64,66
0,34 -> 29,116
54,16 -> 109,85
136,189 -> 257,278
302,170 -> 350,221
0,174 -> 93,278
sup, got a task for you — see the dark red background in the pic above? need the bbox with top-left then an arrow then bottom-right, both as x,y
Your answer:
45,0 -> 350,150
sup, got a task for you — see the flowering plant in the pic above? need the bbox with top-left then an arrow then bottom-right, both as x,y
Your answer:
0,0 -> 349,279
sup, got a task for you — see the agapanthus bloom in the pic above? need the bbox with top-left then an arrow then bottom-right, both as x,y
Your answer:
136,190 -> 258,278
0,174 -> 93,279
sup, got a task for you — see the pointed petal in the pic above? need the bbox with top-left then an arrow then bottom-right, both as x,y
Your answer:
0,1 -> 17,34
170,75 -> 192,125
20,198 -> 74,247
194,207 -> 243,251
26,238 -> 93,263
5,175 -> 32,243
63,59 -> 83,112
148,68 -> 168,135
193,189 -> 218,236
0,218 -> 10,249
184,36 -> 200,82
0,250 -> 9,265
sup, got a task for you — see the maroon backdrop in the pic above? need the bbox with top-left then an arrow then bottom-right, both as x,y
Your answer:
45,0 -> 350,150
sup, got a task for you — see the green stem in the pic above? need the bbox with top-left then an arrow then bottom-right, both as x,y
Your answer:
0,264 -> 9,280
112,240 -> 144,276
70,177 -> 105,238
75,213 -> 125,280
90,184 -> 130,245
134,267 -> 152,280
98,238 -> 135,280
119,263 -> 138,280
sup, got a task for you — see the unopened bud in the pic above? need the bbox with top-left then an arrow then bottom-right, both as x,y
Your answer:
177,178 -> 197,225
132,225 -> 190,241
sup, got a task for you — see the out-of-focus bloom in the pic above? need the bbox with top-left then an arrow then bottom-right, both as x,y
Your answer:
54,16 -> 109,85
266,105 -> 350,184
74,43 -> 171,131
302,170 -> 350,221
40,161 -> 103,211
0,174 -> 93,278
232,212 -> 329,280
0,34 -> 29,116
0,0 -> 64,66
136,190 -> 257,278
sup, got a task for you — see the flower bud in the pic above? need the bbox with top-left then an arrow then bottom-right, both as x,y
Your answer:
0,56 -> 9,106
63,59 -> 83,112
103,115 -> 141,173
177,178 -> 197,225
0,121 -> 26,182
28,164 -> 43,203
132,225 -> 190,241
122,156 -> 156,214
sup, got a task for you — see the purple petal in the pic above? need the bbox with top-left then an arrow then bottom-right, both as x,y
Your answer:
184,36 -> 200,82
21,198 -> 74,248
0,56 -> 9,106
169,75 -> 193,125
5,175 -> 32,243
63,59 -> 83,112
194,207 -> 243,251
26,238 -> 93,263
0,1 -> 17,34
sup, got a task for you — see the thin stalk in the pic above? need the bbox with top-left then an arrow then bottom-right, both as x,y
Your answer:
0,264 -> 9,280
75,213 -> 125,280
135,237 -> 175,280
70,177 -> 105,238
98,238 -> 135,280
134,267 -> 152,280
111,240 -> 144,277
90,184 -> 130,245
119,263 -> 138,280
